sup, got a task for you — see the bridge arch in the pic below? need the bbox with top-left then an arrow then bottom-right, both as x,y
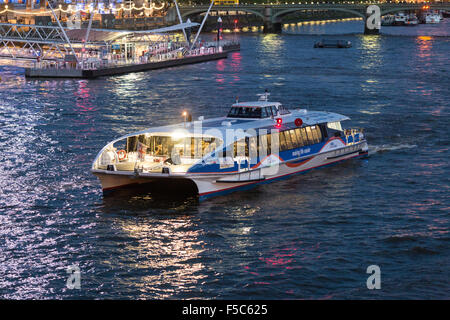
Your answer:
181,8 -> 265,21
272,7 -> 366,22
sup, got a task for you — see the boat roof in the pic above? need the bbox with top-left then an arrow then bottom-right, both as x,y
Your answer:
231,101 -> 281,108
110,106 -> 350,144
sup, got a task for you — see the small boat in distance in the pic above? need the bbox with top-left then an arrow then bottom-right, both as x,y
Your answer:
394,12 -> 408,25
314,40 -> 352,48
381,15 -> 395,26
405,14 -> 419,26
91,93 -> 369,201
420,11 -> 441,24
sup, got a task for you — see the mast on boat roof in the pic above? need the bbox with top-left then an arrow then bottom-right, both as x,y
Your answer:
257,89 -> 270,102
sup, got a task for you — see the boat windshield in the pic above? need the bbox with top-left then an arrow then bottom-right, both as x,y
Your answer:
227,105 -> 282,118
227,106 -> 263,118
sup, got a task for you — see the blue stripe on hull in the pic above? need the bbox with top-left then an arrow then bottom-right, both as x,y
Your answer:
198,151 -> 368,201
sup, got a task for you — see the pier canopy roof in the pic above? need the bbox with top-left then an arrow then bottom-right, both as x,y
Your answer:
65,21 -> 200,44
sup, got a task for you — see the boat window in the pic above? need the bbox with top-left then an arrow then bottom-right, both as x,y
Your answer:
261,107 -> 269,118
266,107 -> 273,117
300,128 -> 311,146
271,106 -> 278,116
233,138 -> 248,157
283,131 -> 293,150
227,107 -> 239,117
294,128 -> 304,147
260,134 -> 269,155
124,135 -> 221,160
314,125 -> 323,142
126,136 -> 138,153
266,134 -> 272,154
289,130 -> 299,149
319,124 -> 328,139
279,131 -> 288,151
310,125 -> 320,144
227,107 -> 263,118
327,121 -> 342,131
152,136 -> 171,156
249,136 -> 258,161
305,126 -> 315,144
201,138 -> 217,156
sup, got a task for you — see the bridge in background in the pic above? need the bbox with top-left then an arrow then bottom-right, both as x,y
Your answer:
176,2 -> 450,34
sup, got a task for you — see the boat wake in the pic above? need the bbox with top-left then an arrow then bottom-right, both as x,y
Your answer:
369,143 -> 417,154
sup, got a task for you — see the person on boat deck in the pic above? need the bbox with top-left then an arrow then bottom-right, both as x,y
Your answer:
171,149 -> 183,165
155,144 -> 163,155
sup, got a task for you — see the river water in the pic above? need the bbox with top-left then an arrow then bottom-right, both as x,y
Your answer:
0,20 -> 449,299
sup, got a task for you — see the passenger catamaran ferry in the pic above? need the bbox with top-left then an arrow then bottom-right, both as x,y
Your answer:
92,93 -> 368,200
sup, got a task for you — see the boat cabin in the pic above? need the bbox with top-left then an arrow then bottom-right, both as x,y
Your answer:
227,91 -> 290,119
227,101 -> 290,119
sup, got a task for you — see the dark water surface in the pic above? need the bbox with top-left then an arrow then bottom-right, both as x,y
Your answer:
0,20 -> 449,299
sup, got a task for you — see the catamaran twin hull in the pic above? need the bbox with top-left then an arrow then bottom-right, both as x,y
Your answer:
93,139 -> 368,200
92,95 -> 368,201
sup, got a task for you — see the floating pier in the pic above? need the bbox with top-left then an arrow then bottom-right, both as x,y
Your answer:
25,50 -> 230,79
2,0 -> 241,79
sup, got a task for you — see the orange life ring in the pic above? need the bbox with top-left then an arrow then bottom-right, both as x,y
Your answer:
117,149 -> 127,161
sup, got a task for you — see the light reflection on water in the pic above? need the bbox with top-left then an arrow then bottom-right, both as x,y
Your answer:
112,217 -> 206,299
0,20 -> 449,299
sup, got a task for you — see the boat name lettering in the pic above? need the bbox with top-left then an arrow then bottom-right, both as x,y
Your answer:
292,148 -> 311,157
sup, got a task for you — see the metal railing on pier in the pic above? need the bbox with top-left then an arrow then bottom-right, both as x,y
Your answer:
31,44 -> 228,71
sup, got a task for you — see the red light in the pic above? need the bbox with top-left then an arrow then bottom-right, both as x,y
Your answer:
276,118 -> 282,127
295,118 -> 303,127
234,19 -> 238,24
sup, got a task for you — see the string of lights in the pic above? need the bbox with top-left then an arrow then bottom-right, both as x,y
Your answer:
0,3 -> 166,15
